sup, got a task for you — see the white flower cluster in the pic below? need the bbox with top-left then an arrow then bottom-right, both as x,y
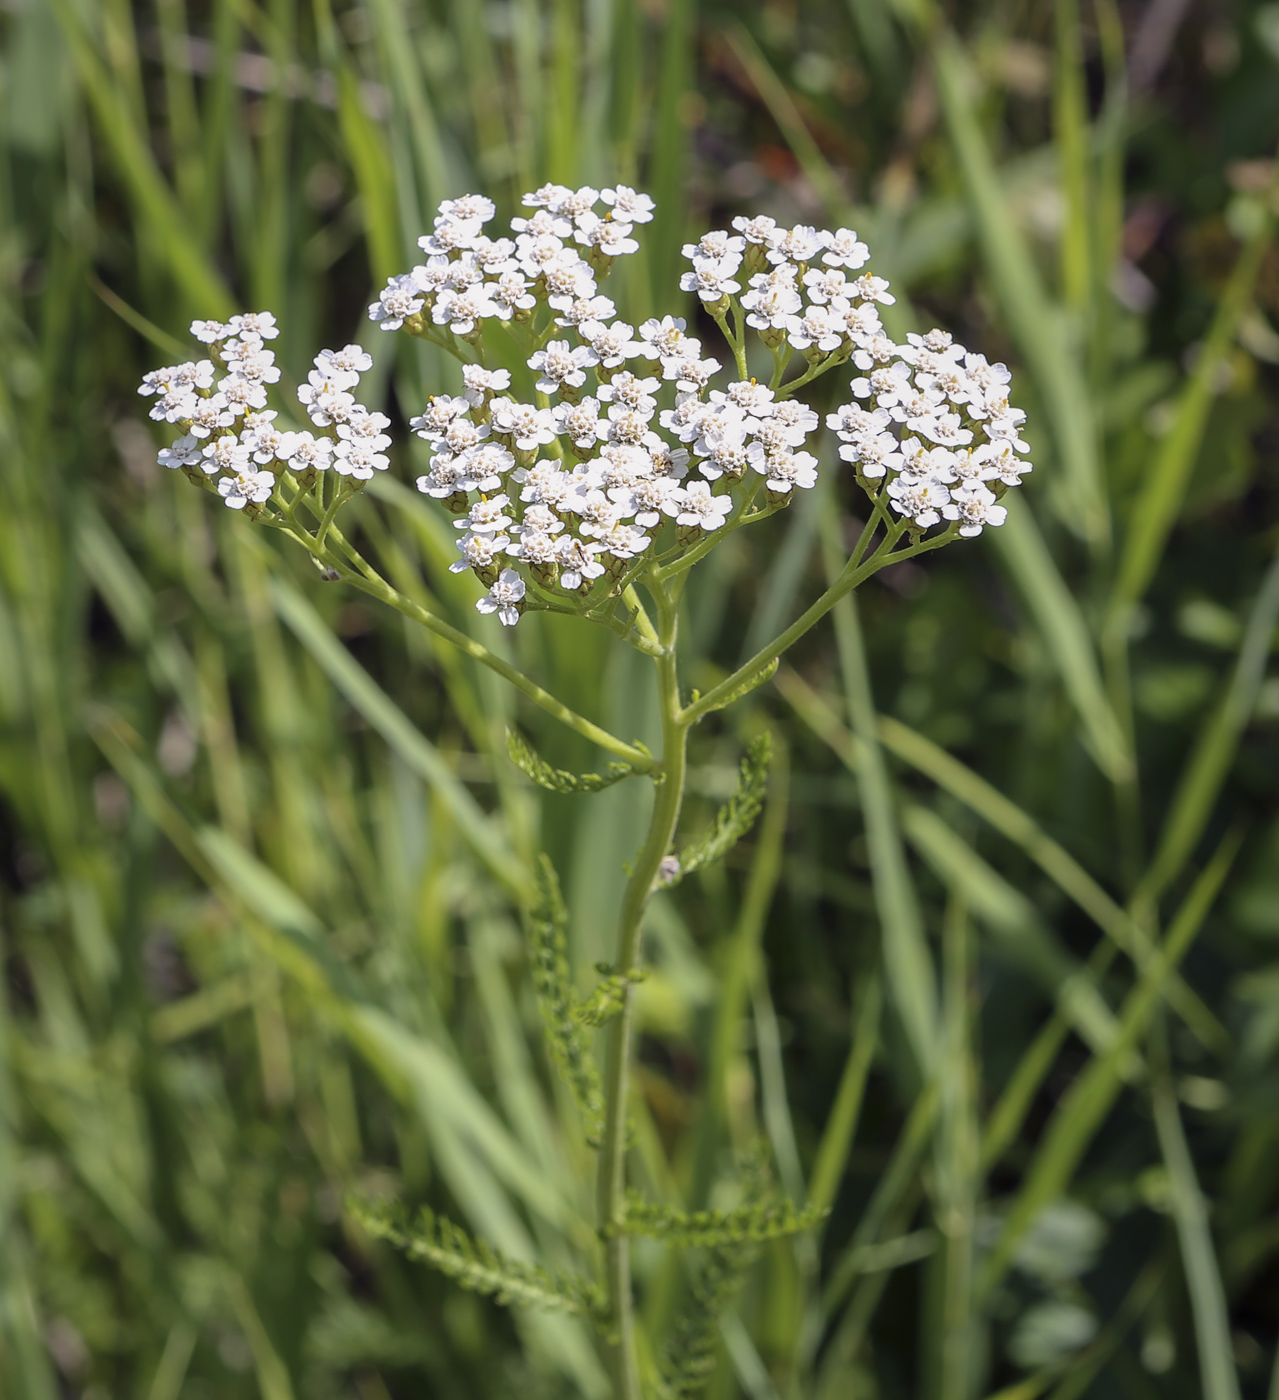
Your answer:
367,184 -> 652,339
827,329 -> 1030,535
140,313 -> 389,510
142,186 -> 1032,622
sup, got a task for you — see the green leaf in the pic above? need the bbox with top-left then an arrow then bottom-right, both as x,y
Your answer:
668,733 -> 771,885
660,1237 -> 757,1400
694,657 -> 780,716
506,727 -> 648,795
573,968 -> 645,1029
527,855 -> 603,1142
616,1192 -> 828,1247
351,1199 -> 605,1321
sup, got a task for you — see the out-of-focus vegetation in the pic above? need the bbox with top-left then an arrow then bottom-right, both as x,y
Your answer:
2,0 -> 1278,1396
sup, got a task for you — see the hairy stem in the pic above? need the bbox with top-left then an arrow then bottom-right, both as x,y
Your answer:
596,571 -> 688,1399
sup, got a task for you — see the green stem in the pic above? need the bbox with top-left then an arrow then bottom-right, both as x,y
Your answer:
596,574 -> 688,1400
278,522 -> 653,767
681,523 -> 958,725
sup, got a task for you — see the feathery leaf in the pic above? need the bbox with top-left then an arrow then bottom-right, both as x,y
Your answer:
614,1191 -> 827,1246
351,1199 -> 606,1320
668,733 -> 772,885
507,728 -> 651,794
527,854 -> 604,1142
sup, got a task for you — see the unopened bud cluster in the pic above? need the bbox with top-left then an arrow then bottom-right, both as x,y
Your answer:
141,185 -> 1031,625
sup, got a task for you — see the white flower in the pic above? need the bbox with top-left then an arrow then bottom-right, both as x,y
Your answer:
659,394 -> 713,443
522,183 -> 574,212
451,531 -> 511,574
442,415 -> 490,454
223,342 -> 280,385
711,380 -> 776,418
827,402 -> 892,439
315,344 -> 373,388
578,319 -> 642,368
914,411 -> 973,448
682,230 -> 744,261
158,434 -> 202,470
457,494 -> 514,535
767,225 -> 827,265
556,536 -> 606,590
488,271 -> 538,319
852,333 -> 900,371
186,395 -> 235,437
490,399 -> 558,451
851,361 -> 914,409
602,186 -> 655,223
943,481 -> 1007,536
848,273 -> 896,306
438,193 -> 496,225
217,373 -> 270,414
190,319 -> 230,344
412,257 -> 455,296
284,432 -> 335,472
660,352 -> 721,394
228,311 -> 279,340
801,267 -> 851,304
339,409 -> 394,452
597,373 -> 659,414
469,236 -> 519,275
636,316 -> 688,359
596,521 -> 652,559
839,431 -> 902,479
754,448 -> 819,494
785,306 -> 845,353
677,481 -> 732,531
887,477 -> 949,529
617,475 -> 685,528
201,434 -> 251,474
605,405 -> 660,449
297,371 -> 356,427
418,218 -> 484,257
218,469 -> 276,509
836,301 -> 885,346
741,282 -> 802,331
575,213 -> 639,257
821,228 -> 871,269
464,442 -> 515,490
597,443 -> 655,487
241,411 -> 288,463
514,460 -> 572,506
732,214 -> 779,245
369,274 -> 424,330
462,365 -> 512,404
555,294 -> 617,328
553,397 -> 607,449
528,339 -> 594,394
679,254 -> 742,303
543,258 -> 597,310
416,453 -> 474,497
513,528 -> 561,566
433,287 -> 496,336
565,486 -> 624,537
333,440 -> 389,479
139,359 -> 215,398
410,395 -> 472,441
515,503 -> 565,538
977,439 -> 1032,486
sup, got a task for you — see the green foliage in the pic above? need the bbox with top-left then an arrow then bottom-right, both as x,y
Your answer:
659,1239 -> 758,1400
667,732 -> 771,885
573,966 -> 646,1028
689,656 -> 779,715
506,728 -> 650,794
351,1199 -> 606,1321
615,1191 -> 828,1246
526,855 -> 603,1141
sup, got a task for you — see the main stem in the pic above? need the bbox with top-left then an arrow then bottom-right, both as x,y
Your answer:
597,572 -> 688,1399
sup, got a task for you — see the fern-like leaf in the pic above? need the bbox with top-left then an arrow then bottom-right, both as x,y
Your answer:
507,729 -> 650,794
691,657 -> 779,716
667,732 -> 771,885
573,966 -> 645,1028
660,1239 -> 757,1397
613,1191 -> 827,1246
352,1199 -> 606,1320
527,854 -> 604,1141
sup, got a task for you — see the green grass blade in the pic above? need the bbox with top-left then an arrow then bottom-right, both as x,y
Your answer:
930,30 -> 1108,550
1152,1074 -> 1243,1400
269,575 -> 529,900
1137,547 -> 1279,906
990,496 -> 1131,783
1109,171 -> 1277,616
821,513 -> 938,1077
975,829 -> 1240,1301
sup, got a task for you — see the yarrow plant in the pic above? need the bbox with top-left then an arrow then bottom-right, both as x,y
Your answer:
141,184 -> 1031,1399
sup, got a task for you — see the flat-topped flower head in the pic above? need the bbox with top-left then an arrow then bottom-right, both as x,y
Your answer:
146,186 -> 1032,623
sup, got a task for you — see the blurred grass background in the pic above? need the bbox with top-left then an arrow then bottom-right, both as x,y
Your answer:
2,0 -> 1279,1396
